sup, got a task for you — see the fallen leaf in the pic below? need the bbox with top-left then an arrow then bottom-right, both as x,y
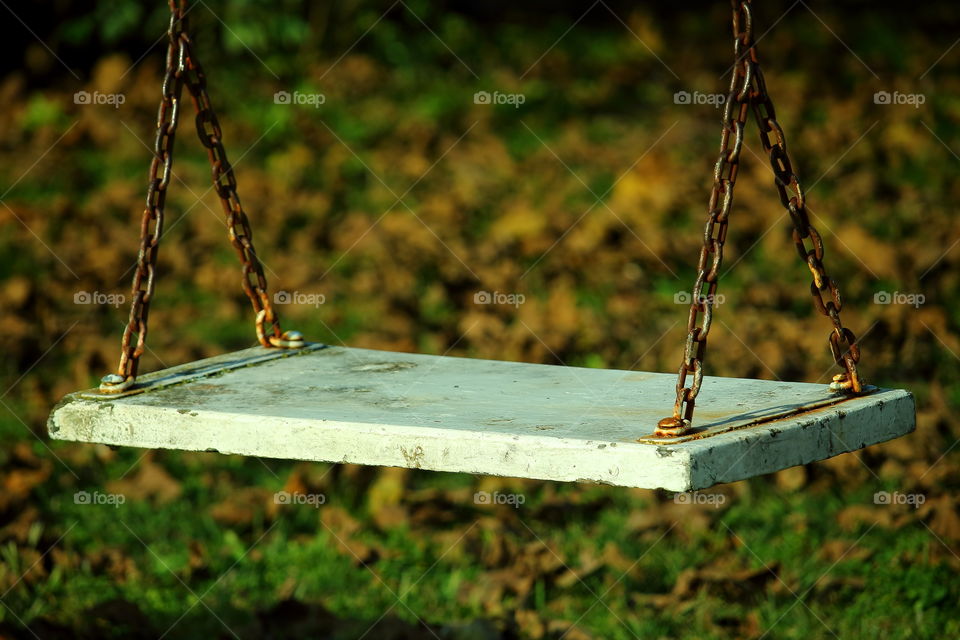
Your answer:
926,496 -> 960,541
107,460 -> 182,504
818,539 -> 873,563
836,505 -> 895,531
514,609 -> 545,639
0,506 -> 39,544
546,620 -> 594,640
210,487 -> 272,527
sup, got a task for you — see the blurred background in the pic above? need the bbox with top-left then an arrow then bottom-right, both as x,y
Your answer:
2,1 -> 959,638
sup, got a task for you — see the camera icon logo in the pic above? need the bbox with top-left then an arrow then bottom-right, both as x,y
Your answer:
274,91 -> 291,105
274,290 -> 291,304
474,291 -> 492,304
74,490 -> 91,505
673,90 -> 692,105
873,291 -> 891,304
274,491 -> 291,505
874,91 -> 892,105
473,91 -> 492,105
673,291 -> 692,304
74,90 -> 91,105
873,491 -> 891,505
74,291 -> 91,304
473,491 -> 491,504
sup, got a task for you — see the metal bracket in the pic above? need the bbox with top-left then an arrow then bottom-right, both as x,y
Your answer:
637,385 -> 878,445
80,343 -> 328,400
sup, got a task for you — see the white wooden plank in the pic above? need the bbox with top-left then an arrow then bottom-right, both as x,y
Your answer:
48,345 -> 915,491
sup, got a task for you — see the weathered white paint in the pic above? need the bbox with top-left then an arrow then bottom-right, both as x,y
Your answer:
48,345 -> 915,491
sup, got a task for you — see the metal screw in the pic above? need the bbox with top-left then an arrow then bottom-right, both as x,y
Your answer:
99,373 -> 133,394
267,329 -> 306,349
654,416 -> 690,438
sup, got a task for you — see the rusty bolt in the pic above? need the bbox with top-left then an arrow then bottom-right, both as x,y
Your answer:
99,374 -> 134,394
654,416 -> 690,438
829,372 -> 862,393
269,329 -> 306,349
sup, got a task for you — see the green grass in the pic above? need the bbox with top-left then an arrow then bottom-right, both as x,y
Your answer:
4,2 -> 960,637
2,425 -> 956,639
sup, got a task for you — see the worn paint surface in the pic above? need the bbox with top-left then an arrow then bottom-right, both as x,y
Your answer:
48,345 -> 916,491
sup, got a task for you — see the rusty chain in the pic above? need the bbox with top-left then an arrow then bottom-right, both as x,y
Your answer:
747,16 -> 862,397
101,0 -> 302,394
101,0 -> 860,403
656,0 -> 863,436
178,25 -> 304,350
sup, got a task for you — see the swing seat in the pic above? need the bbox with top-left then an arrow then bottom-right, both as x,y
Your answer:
47,344 -> 914,491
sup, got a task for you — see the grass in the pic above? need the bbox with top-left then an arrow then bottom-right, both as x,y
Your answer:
4,438 -> 957,639
3,1 -> 960,637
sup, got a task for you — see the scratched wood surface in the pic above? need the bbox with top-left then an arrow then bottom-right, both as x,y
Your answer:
48,345 -> 915,490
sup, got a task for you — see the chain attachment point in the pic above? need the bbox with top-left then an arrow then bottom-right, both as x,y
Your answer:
104,0 -> 305,392
256,310 -> 305,349
830,372 -> 863,393
657,0 -> 865,434
654,417 -> 690,438
99,374 -> 135,394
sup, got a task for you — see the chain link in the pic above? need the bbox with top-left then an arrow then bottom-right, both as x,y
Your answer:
749,24 -> 862,396
656,0 -> 863,436
178,30 -> 295,350
101,0 -> 302,394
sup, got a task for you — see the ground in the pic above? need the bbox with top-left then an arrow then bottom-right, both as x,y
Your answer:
1,2 -> 959,638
